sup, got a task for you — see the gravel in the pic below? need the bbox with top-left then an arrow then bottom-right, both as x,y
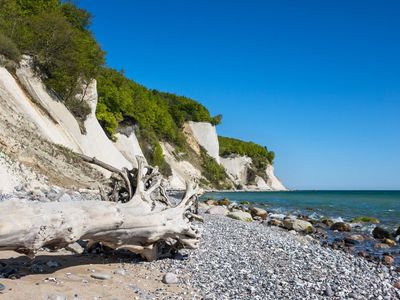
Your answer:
162,214 -> 400,299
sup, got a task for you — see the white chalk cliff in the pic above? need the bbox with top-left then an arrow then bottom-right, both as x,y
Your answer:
187,121 -> 220,164
219,154 -> 287,191
0,56 -> 145,177
0,56 -> 286,192
185,121 -> 287,191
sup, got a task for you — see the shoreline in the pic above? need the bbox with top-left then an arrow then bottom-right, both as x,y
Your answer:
0,206 -> 399,299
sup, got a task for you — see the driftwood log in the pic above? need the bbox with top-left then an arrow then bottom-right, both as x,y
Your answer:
0,156 -> 203,261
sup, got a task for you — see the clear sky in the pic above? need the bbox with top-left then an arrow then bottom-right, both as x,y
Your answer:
79,0 -> 400,190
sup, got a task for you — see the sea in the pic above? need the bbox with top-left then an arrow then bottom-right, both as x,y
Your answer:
200,191 -> 400,230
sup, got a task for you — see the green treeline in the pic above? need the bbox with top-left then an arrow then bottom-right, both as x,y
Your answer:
219,136 -> 275,164
96,68 -> 219,142
0,0 -> 104,120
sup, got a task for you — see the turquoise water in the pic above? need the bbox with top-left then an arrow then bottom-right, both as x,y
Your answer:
201,191 -> 400,230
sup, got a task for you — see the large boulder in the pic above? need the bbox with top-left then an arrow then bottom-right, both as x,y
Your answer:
372,227 -> 392,239
330,222 -> 351,232
250,207 -> 268,220
283,219 -> 314,233
227,211 -> 253,222
207,206 -> 229,216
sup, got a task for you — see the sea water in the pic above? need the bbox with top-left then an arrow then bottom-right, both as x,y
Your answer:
201,191 -> 400,230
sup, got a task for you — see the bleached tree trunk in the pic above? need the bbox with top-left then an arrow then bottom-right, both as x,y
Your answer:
0,156 -> 202,261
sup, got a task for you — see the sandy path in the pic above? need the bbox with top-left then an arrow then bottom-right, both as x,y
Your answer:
0,250 -> 193,300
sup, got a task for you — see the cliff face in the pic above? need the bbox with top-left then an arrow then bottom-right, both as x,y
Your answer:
219,155 -> 287,191
0,57 -> 286,192
187,121 -> 220,164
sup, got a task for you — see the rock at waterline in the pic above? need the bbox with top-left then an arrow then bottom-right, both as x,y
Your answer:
206,206 -> 228,216
350,216 -> 380,224
283,219 -> 314,233
374,243 -> 391,250
227,211 -> 253,222
383,238 -> 396,247
345,234 -> 365,244
383,255 -> 394,265
217,198 -> 231,206
372,227 -> 391,239
330,222 -> 351,232
250,207 -> 268,220
162,273 -> 179,284
204,199 -> 217,206
321,218 -> 334,227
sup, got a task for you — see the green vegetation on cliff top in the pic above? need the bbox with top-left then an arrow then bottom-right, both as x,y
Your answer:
219,136 -> 275,164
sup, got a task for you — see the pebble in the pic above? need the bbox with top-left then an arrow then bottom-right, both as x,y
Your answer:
113,269 -> 127,276
47,295 -> 67,300
157,214 -> 400,299
46,260 -> 61,268
66,242 -> 84,254
162,273 -> 179,284
90,273 -> 111,280
324,285 -> 334,297
57,192 -> 72,202
394,281 -> 400,289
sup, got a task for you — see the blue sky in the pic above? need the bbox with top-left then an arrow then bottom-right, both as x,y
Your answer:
80,0 -> 400,190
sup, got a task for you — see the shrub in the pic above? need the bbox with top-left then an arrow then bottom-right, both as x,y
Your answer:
0,31 -> 20,61
200,147 -> 230,189
65,97 -> 92,122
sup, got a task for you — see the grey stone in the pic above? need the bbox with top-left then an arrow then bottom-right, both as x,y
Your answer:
283,219 -> 314,233
162,273 -> 179,284
324,285 -> 334,297
47,295 -> 67,300
114,268 -> 127,276
30,263 -> 45,274
57,192 -> 72,202
66,242 -> 84,254
206,206 -> 228,215
46,260 -> 61,268
0,283 -> 5,291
